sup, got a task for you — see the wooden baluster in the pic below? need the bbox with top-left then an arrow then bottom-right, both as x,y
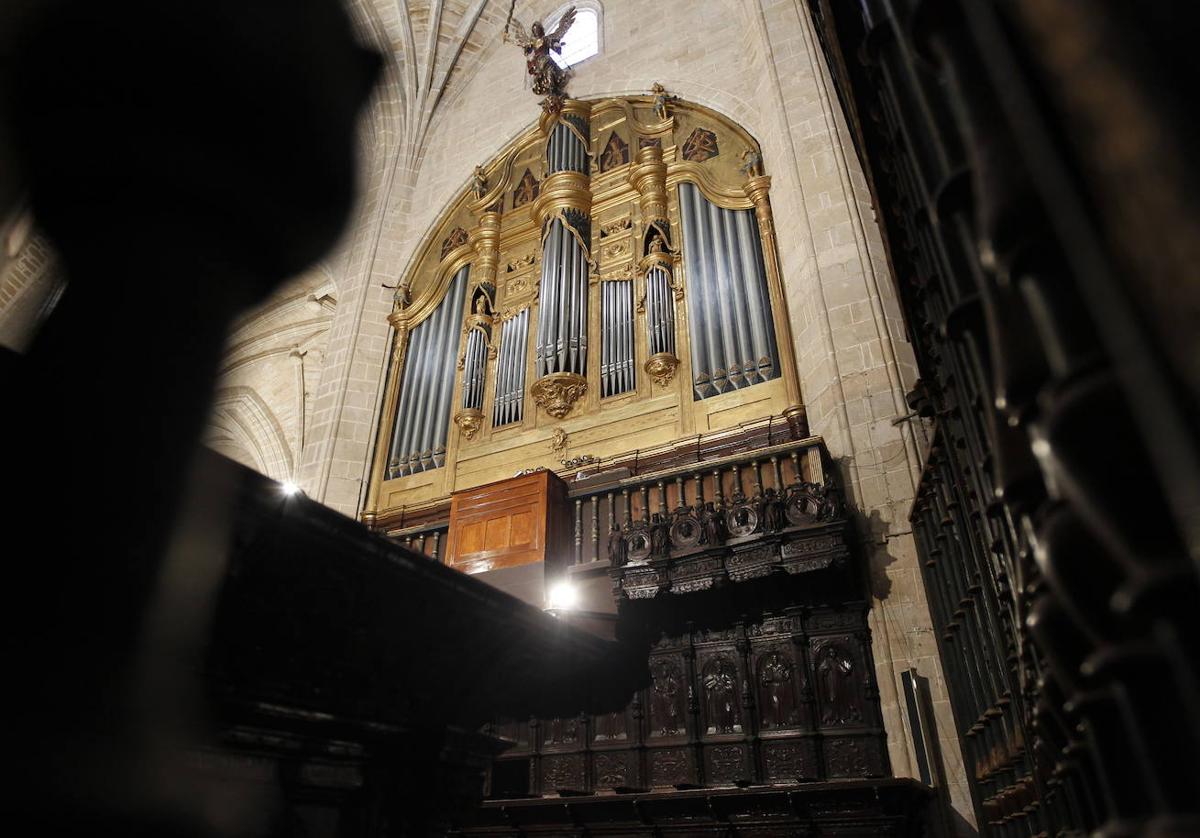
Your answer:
640,485 -> 650,523
712,469 -> 723,508
789,450 -> 801,485
771,455 -> 783,491
418,533 -> 427,555
674,476 -> 685,510
405,535 -> 414,549
607,492 -> 616,533
431,530 -> 441,562
752,460 -> 763,497
694,472 -> 704,508
574,498 -> 583,565
731,464 -> 742,499
622,488 -> 631,525
658,481 -> 668,514
591,495 -> 600,561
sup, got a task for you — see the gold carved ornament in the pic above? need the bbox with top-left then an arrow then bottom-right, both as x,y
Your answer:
530,371 -> 588,419
454,408 -> 484,441
644,352 -> 680,387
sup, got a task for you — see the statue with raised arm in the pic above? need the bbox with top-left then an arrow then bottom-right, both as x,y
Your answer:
505,7 -> 577,114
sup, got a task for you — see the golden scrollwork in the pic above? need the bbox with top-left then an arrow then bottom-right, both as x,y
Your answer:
530,372 -> 588,419
601,240 -> 630,261
644,352 -> 680,387
454,408 -> 484,441
600,217 -> 633,237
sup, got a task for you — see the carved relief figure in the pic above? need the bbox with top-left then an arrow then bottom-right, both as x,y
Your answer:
702,660 -> 740,734
817,644 -> 860,726
607,523 -> 627,567
650,512 -> 671,557
441,227 -> 468,259
699,501 -> 726,545
681,127 -> 719,162
763,487 -> 786,533
599,131 -> 629,172
650,659 -> 684,736
758,652 -> 798,729
595,709 -> 625,741
513,168 -> 539,208
471,164 -> 487,199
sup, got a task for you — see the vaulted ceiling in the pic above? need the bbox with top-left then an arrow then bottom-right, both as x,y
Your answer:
352,0 -> 525,167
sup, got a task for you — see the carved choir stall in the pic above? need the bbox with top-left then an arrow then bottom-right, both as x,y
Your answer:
807,3 -> 1200,836
362,91 -> 930,834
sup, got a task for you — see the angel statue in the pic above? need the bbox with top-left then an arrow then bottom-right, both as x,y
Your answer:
504,6 -> 577,114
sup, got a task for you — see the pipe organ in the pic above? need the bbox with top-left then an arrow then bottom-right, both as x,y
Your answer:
365,93 -> 804,520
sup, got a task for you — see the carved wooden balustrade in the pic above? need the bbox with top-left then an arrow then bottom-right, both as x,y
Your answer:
567,437 -> 846,599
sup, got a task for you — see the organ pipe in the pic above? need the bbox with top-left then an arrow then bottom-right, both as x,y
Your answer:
645,266 -> 676,356
387,265 -> 470,477
679,183 -> 779,400
601,279 -> 635,397
531,104 -> 592,419
493,309 -> 529,428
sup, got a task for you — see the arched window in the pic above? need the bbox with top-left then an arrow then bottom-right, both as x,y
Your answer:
549,5 -> 600,69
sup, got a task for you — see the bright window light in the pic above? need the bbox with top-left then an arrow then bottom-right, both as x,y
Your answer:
550,8 -> 599,69
281,480 -> 301,496
546,579 -> 579,611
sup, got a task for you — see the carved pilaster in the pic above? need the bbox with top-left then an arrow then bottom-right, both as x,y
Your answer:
471,210 -> 502,289
629,142 -> 670,237
363,316 -> 411,521
743,174 -> 803,408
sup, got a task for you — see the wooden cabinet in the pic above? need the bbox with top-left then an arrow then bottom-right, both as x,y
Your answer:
445,470 -> 572,576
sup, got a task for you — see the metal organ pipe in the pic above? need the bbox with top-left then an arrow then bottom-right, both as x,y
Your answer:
462,329 -> 486,410
534,112 -> 591,398
735,209 -> 776,380
679,183 -> 779,400
557,219 -> 569,371
494,310 -> 529,427
656,271 -> 672,360
494,320 -> 509,426
418,266 -> 468,469
386,266 -> 468,476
